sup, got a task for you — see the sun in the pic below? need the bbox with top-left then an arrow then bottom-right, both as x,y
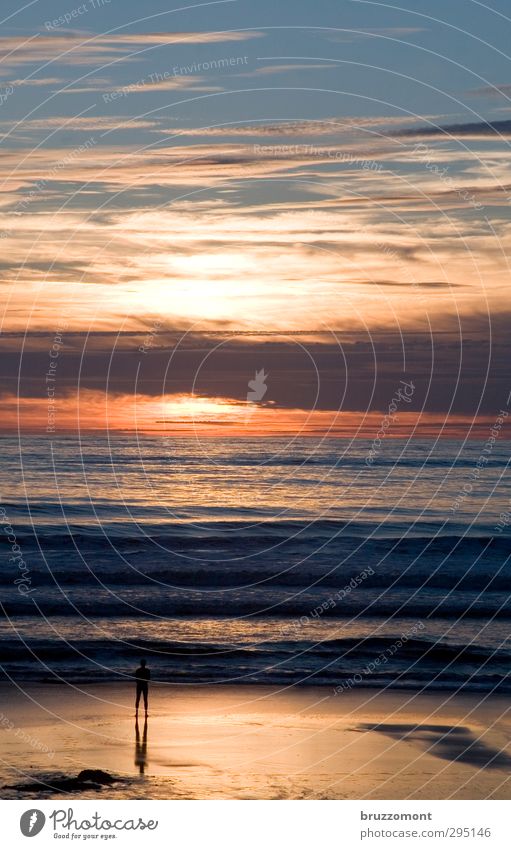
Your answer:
162,394 -> 248,423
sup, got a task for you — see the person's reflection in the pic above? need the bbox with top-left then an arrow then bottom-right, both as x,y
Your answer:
135,715 -> 148,776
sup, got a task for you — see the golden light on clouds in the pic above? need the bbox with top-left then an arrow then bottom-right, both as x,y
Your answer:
1,390 -> 500,440
0,24 -> 509,434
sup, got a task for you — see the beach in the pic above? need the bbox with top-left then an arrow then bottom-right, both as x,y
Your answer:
1,683 -> 510,800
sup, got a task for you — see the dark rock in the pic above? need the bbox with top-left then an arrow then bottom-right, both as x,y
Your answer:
76,769 -> 117,785
4,769 -> 122,794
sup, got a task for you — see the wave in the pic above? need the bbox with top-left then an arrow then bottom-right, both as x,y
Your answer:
1,635 -> 508,662
1,560 -> 511,592
10,452 -> 506,469
3,519 -> 510,546
3,590 -> 510,619
2,634 -> 510,691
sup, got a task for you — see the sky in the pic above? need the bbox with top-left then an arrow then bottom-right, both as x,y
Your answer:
1,0 -> 510,435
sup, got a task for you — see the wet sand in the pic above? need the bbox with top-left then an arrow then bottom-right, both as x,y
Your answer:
1,683 -> 510,799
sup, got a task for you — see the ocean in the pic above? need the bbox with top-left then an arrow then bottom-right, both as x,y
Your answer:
1,435 -> 510,693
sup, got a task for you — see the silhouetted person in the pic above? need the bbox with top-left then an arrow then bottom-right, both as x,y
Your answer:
135,658 -> 150,714
135,715 -> 148,775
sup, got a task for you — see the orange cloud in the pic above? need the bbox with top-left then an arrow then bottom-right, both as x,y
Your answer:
1,390 -> 502,439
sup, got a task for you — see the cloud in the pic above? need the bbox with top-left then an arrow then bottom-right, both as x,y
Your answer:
0,115 -> 161,132
396,118 -> 511,139
133,77 -> 221,93
10,76 -> 64,86
0,140 -> 389,196
0,136 -> 509,326
2,385 -> 498,436
169,115 -> 431,137
327,27 -> 426,42
0,194 -> 508,344
55,74 -> 219,97
0,104 -> 509,393
468,83 -> 511,98
1,320 -> 508,432
0,30 -> 263,74
238,63 -> 340,77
